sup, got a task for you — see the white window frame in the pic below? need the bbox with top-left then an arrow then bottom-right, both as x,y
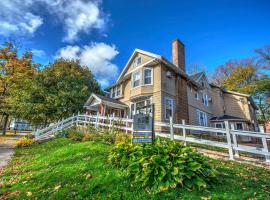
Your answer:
195,91 -> 199,100
204,94 -> 208,106
143,67 -> 153,85
215,122 -> 225,136
197,110 -> 208,127
164,97 -> 174,120
133,56 -> 141,68
116,85 -> 121,97
130,97 -> 152,117
235,122 -> 244,130
132,71 -> 140,88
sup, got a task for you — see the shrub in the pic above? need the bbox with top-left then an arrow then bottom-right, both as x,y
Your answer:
108,139 -> 217,193
16,137 -> 36,148
55,129 -> 71,138
115,132 -> 132,144
83,133 -> 99,141
68,130 -> 84,141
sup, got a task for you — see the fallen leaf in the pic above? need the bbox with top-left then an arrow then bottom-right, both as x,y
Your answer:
26,191 -> 32,197
85,173 -> 92,180
54,185 -> 61,191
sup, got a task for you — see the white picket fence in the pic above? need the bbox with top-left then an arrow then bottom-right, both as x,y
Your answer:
33,113 -> 133,140
33,114 -> 270,163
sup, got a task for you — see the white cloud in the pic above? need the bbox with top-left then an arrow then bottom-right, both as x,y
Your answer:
31,49 -> 46,58
56,42 -> 119,87
0,1 -> 43,37
0,0 -> 106,42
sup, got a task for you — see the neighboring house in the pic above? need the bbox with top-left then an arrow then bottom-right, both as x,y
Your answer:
188,72 -> 259,132
84,39 -> 259,132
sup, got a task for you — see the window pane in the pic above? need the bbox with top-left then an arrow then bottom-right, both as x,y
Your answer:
144,69 -> 152,85
133,72 -> 140,87
236,123 -> 243,130
165,98 -> 173,119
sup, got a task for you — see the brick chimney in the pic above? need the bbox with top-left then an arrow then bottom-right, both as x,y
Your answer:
172,39 -> 185,71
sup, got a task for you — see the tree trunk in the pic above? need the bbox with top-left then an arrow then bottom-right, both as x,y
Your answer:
2,114 -> 9,135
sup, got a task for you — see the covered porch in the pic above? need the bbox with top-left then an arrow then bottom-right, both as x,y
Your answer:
84,93 -> 128,118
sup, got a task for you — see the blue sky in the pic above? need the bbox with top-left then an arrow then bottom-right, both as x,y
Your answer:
0,0 -> 269,88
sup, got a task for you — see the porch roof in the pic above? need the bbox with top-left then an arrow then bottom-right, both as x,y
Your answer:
210,115 -> 248,122
84,93 -> 128,110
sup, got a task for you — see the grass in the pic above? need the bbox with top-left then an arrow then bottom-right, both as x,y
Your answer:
1,138 -> 270,200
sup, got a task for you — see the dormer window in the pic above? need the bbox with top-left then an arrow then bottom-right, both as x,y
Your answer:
133,56 -> 141,67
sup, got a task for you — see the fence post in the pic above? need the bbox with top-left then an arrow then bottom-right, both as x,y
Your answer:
61,118 -> 64,130
109,114 -> 112,130
125,115 -> 129,134
84,114 -> 86,128
169,116 -> 174,141
262,136 -> 270,163
95,112 -> 99,128
225,121 -> 234,160
72,113 -> 75,125
76,112 -> 79,127
111,113 -> 115,132
182,119 -> 186,146
231,124 -> 239,158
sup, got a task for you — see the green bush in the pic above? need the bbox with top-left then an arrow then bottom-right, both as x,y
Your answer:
68,130 -> 84,141
108,139 -> 217,193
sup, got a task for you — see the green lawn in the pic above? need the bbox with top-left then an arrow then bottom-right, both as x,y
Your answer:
1,139 -> 270,200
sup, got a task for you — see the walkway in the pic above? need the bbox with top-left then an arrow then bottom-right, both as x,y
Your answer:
0,134 -> 26,171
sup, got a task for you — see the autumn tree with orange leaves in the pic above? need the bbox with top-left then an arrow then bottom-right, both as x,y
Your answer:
0,43 -> 37,135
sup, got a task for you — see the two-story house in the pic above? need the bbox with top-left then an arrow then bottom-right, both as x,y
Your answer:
84,39 -> 259,132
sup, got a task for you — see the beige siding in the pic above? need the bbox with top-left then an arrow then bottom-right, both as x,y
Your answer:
224,94 -> 251,121
210,87 -> 225,116
126,53 -> 154,74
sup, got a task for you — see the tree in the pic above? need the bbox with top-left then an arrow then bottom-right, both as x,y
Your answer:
255,45 -> 270,71
0,43 -> 37,135
11,58 -> 102,126
252,77 -> 270,132
211,58 -> 259,94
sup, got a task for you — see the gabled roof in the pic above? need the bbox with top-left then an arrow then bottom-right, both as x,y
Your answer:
109,48 -> 201,90
190,72 -> 204,82
84,93 -> 128,109
116,49 -> 161,83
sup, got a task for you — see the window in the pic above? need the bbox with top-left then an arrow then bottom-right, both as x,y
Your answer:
133,56 -> 141,67
204,94 -> 208,106
201,93 -> 208,106
144,68 -> 152,85
236,123 -> 243,130
111,88 -> 116,98
215,123 -> 225,136
132,71 -> 140,88
130,98 -> 152,117
197,110 -> 208,126
165,97 -> 173,120
195,91 -> 199,100
116,86 -> 121,97
201,81 -> 205,87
